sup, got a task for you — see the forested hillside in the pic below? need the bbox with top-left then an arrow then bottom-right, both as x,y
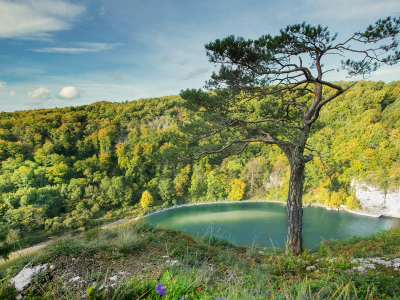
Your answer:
0,81 -> 399,237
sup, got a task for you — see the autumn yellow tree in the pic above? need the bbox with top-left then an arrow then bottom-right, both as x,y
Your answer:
228,178 -> 246,200
140,190 -> 154,208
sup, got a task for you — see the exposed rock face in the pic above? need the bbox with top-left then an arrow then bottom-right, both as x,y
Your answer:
354,182 -> 400,218
10,264 -> 53,291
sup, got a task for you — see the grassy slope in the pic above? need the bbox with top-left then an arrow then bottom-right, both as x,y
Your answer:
1,224 -> 400,300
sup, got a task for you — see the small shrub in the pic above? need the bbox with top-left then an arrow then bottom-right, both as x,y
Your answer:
84,227 -> 101,241
114,229 -> 142,254
0,281 -> 18,300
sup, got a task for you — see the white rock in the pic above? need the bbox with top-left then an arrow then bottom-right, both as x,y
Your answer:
69,276 -> 81,283
258,251 -> 264,254
166,260 -> 179,266
10,264 -> 48,291
306,266 -> 315,271
354,182 -> 400,217
375,259 -> 392,267
109,276 -> 118,281
354,266 -> 366,273
363,264 -> 376,270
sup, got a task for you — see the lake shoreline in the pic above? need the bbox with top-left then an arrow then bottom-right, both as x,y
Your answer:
129,198 -> 391,222
132,199 -> 286,221
0,199 -> 392,270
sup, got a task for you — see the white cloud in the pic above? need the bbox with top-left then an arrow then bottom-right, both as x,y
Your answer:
0,81 -> 5,89
58,86 -> 80,99
9,90 -> 16,98
305,0 -> 400,20
182,68 -> 209,80
8,67 -> 46,77
27,85 -> 50,100
0,0 -> 85,39
32,42 -> 120,53
98,6 -> 106,17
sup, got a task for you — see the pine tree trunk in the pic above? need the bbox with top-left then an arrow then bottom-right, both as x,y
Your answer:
286,151 -> 305,255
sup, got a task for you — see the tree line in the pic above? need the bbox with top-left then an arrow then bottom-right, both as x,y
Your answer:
0,81 -> 399,238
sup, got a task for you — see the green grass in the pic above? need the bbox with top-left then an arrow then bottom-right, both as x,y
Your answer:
1,224 -> 400,299
318,227 -> 400,257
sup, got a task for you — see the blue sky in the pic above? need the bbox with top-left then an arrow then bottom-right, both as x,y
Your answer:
1,0 -> 400,112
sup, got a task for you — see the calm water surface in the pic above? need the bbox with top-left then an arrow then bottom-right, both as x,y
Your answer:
142,202 -> 400,250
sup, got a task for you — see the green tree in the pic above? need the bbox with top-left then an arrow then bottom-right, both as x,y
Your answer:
0,225 -> 13,260
180,17 -> 400,254
158,178 -> 176,203
173,165 -> 191,197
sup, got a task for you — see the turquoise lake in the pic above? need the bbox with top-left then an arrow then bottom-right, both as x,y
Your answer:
140,202 -> 400,250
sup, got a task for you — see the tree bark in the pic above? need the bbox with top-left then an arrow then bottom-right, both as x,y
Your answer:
286,155 -> 305,255
278,142 -> 306,256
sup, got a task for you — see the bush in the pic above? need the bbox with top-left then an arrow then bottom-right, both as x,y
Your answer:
114,228 -> 142,254
0,281 -> 18,300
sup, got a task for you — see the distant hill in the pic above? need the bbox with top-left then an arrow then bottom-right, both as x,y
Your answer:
0,81 -> 399,236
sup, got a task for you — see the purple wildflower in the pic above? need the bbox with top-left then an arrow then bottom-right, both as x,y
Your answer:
179,298 -> 187,300
155,283 -> 167,295
215,298 -> 227,300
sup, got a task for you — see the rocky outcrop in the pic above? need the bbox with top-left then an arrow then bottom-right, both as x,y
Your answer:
354,182 -> 400,218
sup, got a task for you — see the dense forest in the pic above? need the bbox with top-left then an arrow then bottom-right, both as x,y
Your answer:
0,81 -> 399,241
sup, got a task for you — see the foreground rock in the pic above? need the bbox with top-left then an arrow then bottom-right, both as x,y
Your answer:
10,264 -> 54,291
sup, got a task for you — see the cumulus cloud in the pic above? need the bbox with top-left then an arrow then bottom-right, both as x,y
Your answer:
181,68 -> 209,80
27,85 -> 50,100
32,42 -> 120,54
0,81 -> 5,89
0,0 -> 85,39
9,90 -> 16,98
58,86 -> 80,99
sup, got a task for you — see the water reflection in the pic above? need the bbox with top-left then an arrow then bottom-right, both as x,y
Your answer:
143,202 -> 400,250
